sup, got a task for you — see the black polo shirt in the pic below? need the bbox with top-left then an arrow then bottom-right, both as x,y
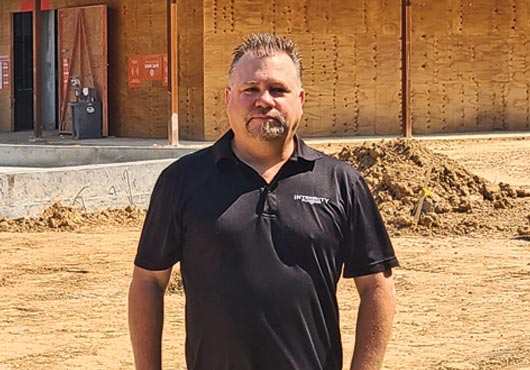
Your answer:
135,130 -> 398,370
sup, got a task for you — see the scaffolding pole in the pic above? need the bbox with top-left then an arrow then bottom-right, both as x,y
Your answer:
402,0 -> 412,137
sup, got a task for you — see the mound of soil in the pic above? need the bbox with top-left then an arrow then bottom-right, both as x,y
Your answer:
0,202 -> 146,233
335,139 -> 530,236
1,139 -> 529,237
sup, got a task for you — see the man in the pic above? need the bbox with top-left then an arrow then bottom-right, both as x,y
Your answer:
129,33 -> 398,370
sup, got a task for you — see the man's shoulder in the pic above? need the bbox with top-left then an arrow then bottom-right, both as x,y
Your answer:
158,145 -> 215,182
308,146 -> 363,182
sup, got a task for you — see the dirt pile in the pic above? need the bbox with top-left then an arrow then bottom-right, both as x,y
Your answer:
335,139 -> 530,236
1,139 -> 529,237
0,202 -> 146,232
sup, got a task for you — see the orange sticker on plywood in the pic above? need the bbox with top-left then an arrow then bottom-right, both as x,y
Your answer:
0,56 -> 10,91
128,56 -> 142,88
62,58 -> 69,94
141,55 -> 163,81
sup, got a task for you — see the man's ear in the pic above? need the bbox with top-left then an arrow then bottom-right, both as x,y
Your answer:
225,87 -> 232,105
299,88 -> 305,106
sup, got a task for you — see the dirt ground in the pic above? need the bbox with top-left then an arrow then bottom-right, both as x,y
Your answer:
1,137 -> 530,370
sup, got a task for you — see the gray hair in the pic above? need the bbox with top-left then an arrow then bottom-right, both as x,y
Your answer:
228,33 -> 303,85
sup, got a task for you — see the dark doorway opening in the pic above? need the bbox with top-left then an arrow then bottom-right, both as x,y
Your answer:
13,12 -> 34,131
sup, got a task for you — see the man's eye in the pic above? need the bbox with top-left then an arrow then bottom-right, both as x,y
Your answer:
271,88 -> 287,94
243,87 -> 258,93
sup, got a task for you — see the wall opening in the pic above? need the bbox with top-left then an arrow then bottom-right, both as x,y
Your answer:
13,11 -> 33,131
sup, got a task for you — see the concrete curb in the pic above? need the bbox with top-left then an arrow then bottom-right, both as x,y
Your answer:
0,144 -> 197,167
0,158 -> 179,219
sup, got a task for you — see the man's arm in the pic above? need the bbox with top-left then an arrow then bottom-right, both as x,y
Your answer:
349,269 -> 397,370
128,265 -> 173,370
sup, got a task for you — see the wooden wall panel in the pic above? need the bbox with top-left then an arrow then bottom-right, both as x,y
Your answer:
177,0 -> 205,140
57,6 -> 107,134
412,0 -> 530,134
200,0 -> 401,141
3,0 -> 528,139
111,0 -> 168,138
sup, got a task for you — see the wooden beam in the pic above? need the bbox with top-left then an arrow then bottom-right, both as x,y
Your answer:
168,1 -> 179,145
33,0 -> 43,138
402,0 -> 412,137
167,0 -> 172,95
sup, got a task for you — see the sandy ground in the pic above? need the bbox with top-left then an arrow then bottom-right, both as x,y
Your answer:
1,137 -> 530,370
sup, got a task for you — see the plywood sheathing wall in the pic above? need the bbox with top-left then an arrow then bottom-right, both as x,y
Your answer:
195,0 -> 402,141
177,1 -> 205,140
412,0 -> 530,134
114,0 -> 168,138
0,0 -> 168,138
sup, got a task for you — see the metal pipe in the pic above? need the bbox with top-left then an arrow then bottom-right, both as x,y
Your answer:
168,0 -> 179,145
32,0 -> 42,138
167,0 -> 172,94
402,0 -> 412,137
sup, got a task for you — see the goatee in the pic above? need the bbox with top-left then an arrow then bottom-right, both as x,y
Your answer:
246,114 -> 287,141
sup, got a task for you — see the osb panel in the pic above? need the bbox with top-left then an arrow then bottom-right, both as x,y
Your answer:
203,0 -> 400,36
177,0 -> 205,140
111,0 -> 168,138
412,0 -> 530,134
412,2 -> 452,35
201,0 -> 401,140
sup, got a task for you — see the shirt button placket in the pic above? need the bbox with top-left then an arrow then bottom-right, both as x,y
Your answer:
263,185 -> 278,216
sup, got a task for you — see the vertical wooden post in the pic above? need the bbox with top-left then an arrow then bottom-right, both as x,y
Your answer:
402,0 -> 412,137
168,0 -> 179,145
167,0 -> 172,94
33,0 -> 43,138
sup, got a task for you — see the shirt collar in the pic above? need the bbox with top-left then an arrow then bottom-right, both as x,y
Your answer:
211,130 -> 323,165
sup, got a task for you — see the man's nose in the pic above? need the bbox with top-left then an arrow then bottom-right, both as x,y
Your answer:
255,89 -> 275,107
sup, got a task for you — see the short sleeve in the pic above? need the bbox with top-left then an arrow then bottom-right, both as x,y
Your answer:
342,175 -> 399,278
134,167 -> 183,270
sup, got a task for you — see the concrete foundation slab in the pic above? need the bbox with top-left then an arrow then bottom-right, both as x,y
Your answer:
1,130 -> 529,220
0,144 -> 197,167
0,159 -> 178,219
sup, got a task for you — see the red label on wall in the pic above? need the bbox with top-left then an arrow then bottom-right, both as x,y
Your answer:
0,56 -> 9,91
128,56 -> 142,88
141,55 -> 163,81
128,54 -> 168,88
62,58 -> 69,94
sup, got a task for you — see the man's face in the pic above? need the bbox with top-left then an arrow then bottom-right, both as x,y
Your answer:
225,52 -> 305,142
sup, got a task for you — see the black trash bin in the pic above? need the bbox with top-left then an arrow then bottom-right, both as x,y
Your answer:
70,101 -> 102,139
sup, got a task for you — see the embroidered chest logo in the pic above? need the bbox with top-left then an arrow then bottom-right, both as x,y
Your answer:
293,194 -> 330,205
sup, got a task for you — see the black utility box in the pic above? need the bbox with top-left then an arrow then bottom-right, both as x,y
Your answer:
70,101 -> 102,139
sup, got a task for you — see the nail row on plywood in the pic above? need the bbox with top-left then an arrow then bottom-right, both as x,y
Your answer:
202,0 -> 405,35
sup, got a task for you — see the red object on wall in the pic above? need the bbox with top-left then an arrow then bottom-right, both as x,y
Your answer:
141,54 -> 163,81
20,0 -> 52,11
127,54 -> 168,88
62,58 -> 69,93
0,56 -> 10,90
128,56 -> 142,88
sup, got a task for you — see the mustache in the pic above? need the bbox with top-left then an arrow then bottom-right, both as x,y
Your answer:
245,110 -> 285,124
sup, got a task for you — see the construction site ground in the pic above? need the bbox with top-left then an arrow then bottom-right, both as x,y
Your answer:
1,136 -> 530,370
